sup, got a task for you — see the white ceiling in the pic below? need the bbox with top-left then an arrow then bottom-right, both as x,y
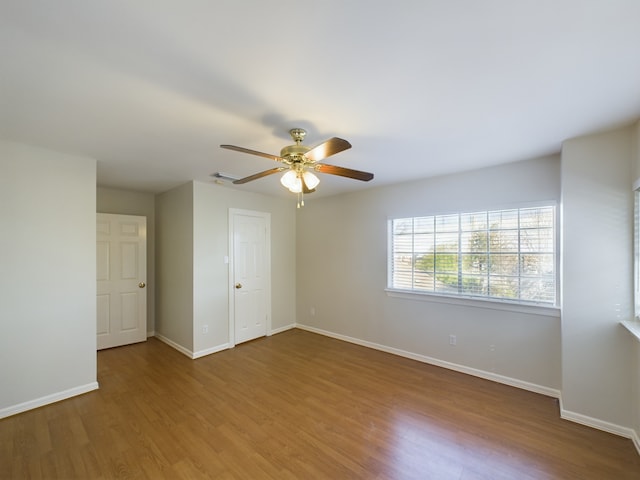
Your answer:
1,1 -> 640,199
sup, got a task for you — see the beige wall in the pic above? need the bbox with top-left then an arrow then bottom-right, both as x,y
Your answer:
192,181 -> 297,354
297,155 -> 562,393
632,120 -> 640,446
634,340 -> 640,450
156,182 -> 195,351
561,125 -> 635,433
0,140 -> 97,417
97,187 -> 156,334
155,181 -> 296,357
633,121 -> 640,186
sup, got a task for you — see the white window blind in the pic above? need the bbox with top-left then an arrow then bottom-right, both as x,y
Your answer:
390,206 -> 556,305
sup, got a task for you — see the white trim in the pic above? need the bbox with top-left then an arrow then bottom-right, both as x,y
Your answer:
228,211 -> 235,347
295,323 -> 560,398
633,429 -> 640,456
621,320 -> 640,341
193,343 -> 231,359
0,382 -> 99,420
385,288 -> 561,318
388,204 -> 559,311
559,398 -> 636,440
228,208 -> 272,348
156,333 -> 232,359
613,322 -> 640,456
155,333 -> 195,358
155,327 -> 295,359
634,189 -> 639,318
147,330 -> 155,338
269,323 -> 296,336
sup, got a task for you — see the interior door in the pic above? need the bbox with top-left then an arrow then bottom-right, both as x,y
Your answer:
230,209 -> 270,345
97,213 -> 147,350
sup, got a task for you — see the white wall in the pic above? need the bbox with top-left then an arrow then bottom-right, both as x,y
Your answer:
633,340 -> 640,449
192,181 -> 296,355
0,140 -> 98,418
561,126 -> 635,433
633,121 -> 640,183
97,187 -> 156,335
297,156 -> 562,393
155,182 -> 195,351
155,181 -> 296,357
630,120 -> 640,445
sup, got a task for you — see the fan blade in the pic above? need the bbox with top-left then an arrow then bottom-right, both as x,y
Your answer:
233,167 -> 286,184
304,137 -> 352,162
221,144 -> 284,162
314,164 -> 374,181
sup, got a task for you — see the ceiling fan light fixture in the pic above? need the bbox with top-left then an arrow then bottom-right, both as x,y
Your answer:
221,127 -> 373,203
302,171 -> 320,190
288,181 -> 302,193
280,170 -> 302,192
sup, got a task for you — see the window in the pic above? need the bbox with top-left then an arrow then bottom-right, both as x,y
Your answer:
389,206 -> 556,305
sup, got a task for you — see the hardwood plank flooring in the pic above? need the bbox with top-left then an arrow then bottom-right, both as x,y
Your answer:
1,329 -> 639,479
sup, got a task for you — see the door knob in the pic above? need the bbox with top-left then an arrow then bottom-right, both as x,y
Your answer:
235,283 -> 242,289
138,282 -> 146,288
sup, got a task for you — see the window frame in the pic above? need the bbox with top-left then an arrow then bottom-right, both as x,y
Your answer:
387,203 -> 559,314
634,188 -> 640,318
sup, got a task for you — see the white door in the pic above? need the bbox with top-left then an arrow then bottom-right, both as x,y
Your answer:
97,213 -> 147,350
229,209 -> 270,345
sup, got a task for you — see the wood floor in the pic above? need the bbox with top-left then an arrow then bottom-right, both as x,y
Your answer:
2,329 -> 639,479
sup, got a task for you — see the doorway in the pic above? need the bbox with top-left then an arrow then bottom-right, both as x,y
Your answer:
97,213 -> 147,349
228,209 -> 271,345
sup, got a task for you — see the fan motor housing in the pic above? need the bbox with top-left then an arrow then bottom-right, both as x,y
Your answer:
280,144 -> 310,161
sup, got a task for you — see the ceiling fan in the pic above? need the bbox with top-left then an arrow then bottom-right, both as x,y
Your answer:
220,128 -> 374,207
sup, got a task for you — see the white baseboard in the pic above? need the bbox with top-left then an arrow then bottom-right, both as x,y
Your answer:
154,333 -> 194,358
155,333 -> 231,359
269,323 -> 296,336
559,396 -> 637,441
147,330 -> 155,338
193,343 -> 230,359
295,323 -> 560,399
633,429 -> 640,456
0,382 -> 99,420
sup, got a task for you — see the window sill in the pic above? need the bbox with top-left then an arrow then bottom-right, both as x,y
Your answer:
621,320 -> 640,342
385,288 -> 560,318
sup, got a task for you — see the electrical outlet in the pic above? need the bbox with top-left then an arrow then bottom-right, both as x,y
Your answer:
202,325 -> 208,334
310,306 -> 316,316
449,334 -> 457,346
